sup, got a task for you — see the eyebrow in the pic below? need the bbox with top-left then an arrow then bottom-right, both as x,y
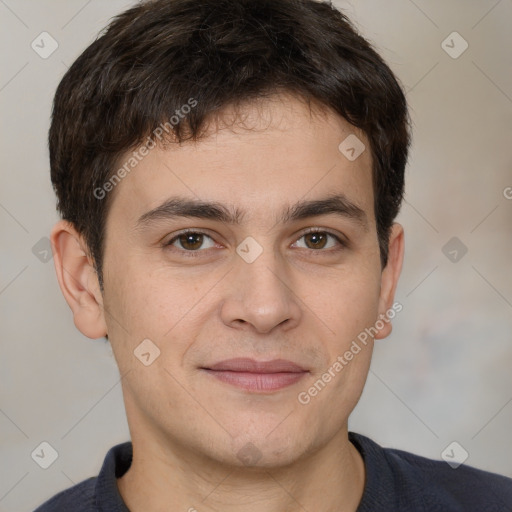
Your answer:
135,193 -> 369,232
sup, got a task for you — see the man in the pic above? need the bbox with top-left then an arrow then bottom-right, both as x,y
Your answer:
36,0 -> 512,510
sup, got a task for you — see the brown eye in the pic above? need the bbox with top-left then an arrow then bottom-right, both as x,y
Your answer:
293,229 -> 345,251
166,231 -> 216,253
303,231 -> 329,249
177,233 -> 204,250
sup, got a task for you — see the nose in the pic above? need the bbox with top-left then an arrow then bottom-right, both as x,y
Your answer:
220,243 -> 302,335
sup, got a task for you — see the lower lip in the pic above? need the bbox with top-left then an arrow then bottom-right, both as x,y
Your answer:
202,370 -> 307,392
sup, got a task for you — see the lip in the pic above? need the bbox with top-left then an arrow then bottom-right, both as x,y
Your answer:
201,358 -> 309,392
204,358 -> 307,373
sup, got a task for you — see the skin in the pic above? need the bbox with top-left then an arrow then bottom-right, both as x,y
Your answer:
51,92 -> 404,512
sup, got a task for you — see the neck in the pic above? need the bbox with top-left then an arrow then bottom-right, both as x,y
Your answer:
117,422 -> 366,512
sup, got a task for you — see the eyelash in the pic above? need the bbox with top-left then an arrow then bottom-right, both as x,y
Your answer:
163,228 -> 347,258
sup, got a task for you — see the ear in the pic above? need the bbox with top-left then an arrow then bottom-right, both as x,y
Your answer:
50,220 -> 108,339
374,222 -> 404,340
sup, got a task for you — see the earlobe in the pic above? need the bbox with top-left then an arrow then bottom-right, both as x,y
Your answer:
50,220 -> 108,339
374,222 -> 405,340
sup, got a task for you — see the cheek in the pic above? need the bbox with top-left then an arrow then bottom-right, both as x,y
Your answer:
105,251 -> 167,322
104,263 -> 209,373
297,276 -> 379,420
314,267 -> 382,344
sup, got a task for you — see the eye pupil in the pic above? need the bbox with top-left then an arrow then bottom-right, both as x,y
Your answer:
180,233 -> 203,250
305,232 -> 327,249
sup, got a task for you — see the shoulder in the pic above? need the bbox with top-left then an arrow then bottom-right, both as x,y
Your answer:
33,477 -> 97,512
350,432 -> 512,510
388,445 -> 512,507
33,441 -> 132,512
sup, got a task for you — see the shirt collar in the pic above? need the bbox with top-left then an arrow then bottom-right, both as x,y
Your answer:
93,434 -> 389,511
95,442 -> 132,511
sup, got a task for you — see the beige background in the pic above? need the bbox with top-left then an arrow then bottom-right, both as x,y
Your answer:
1,1 -> 511,510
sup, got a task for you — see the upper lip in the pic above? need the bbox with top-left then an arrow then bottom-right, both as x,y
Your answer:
202,358 -> 308,373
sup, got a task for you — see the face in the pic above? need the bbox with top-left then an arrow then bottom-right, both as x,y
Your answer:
71,93 -> 403,468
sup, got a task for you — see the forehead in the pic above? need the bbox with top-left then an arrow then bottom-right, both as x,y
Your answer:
107,93 -> 375,229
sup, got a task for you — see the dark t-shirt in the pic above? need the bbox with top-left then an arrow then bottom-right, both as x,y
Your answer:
34,432 -> 512,511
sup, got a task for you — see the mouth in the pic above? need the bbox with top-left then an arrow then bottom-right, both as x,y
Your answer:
200,358 -> 309,392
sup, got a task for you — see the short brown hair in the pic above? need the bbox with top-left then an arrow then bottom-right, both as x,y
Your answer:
49,0 -> 411,290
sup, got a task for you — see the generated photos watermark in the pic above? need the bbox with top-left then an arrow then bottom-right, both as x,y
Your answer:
298,301 -> 403,405
93,97 -> 198,200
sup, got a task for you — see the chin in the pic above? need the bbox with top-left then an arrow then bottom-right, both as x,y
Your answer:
225,430 -> 310,469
